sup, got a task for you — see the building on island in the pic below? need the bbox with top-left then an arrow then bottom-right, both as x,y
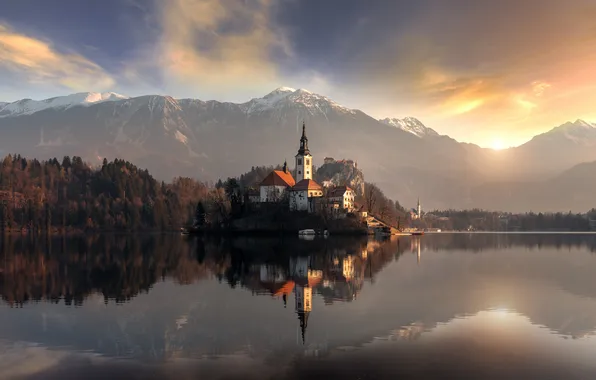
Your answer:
259,161 -> 295,202
290,179 -> 323,212
257,122 -> 354,214
327,186 -> 355,212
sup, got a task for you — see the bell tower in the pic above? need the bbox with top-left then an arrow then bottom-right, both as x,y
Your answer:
295,122 -> 312,182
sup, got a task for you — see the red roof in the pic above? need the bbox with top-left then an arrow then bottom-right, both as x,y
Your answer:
292,179 -> 323,191
260,170 -> 295,187
327,186 -> 354,197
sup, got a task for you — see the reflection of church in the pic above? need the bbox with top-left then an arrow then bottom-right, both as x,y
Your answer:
243,240 -> 376,345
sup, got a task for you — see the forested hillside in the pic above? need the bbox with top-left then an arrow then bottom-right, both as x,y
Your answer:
0,154 -> 216,232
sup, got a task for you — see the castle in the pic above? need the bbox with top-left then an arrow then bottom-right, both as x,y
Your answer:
257,122 -> 355,213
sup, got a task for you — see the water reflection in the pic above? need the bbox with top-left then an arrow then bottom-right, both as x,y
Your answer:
2,233 -> 596,379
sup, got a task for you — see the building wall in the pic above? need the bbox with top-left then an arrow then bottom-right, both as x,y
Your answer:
290,190 -> 310,211
328,190 -> 355,211
260,185 -> 287,202
295,154 -> 313,182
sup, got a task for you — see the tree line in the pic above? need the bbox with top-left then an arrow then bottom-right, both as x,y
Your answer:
421,209 -> 595,231
0,154 -> 223,232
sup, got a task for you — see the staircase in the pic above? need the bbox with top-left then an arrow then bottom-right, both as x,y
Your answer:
366,215 -> 400,235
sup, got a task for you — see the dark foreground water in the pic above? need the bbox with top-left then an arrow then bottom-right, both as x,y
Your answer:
2,233 -> 596,379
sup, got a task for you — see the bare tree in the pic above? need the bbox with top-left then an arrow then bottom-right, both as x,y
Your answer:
365,183 -> 377,215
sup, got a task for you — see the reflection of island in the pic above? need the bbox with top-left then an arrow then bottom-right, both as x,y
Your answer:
3,233 -> 596,364
241,239 -> 392,344
0,235 -> 396,309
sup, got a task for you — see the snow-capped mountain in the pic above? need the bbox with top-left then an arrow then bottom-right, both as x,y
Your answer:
0,92 -> 129,118
527,119 -> 596,145
242,87 -> 357,116
380,117 -> 439,138
1,87 -> 596,211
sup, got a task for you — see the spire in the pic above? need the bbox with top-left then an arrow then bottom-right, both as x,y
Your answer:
283,159 -> 288,173
298,311 -> 309,344
297,121 -> 310,155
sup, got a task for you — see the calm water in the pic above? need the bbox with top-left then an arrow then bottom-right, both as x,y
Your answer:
2,233 -> 596,379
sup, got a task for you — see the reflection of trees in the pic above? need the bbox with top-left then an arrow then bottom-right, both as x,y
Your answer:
0,235 -> 405,307
0,234 -> 222,306
419,233 -> 596,253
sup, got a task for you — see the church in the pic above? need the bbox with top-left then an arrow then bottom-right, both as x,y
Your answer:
258,122 -> 351,213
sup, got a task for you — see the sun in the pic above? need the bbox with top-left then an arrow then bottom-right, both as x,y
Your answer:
490,138 -> 506,151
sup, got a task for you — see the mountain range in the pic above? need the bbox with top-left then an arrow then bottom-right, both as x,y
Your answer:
0,87 -> 595,212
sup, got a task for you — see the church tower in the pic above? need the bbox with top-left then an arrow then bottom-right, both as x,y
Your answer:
417,197 -> 422,218
295,122 -> 312,182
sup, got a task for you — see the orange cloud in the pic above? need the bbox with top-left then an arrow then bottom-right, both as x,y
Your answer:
156,0 -> 291,92
347,0 -> 596,148
0,24 -> 114,91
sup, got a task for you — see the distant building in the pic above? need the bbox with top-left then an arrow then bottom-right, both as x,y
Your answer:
323,157 -> 335,164
410,197 -> 422,219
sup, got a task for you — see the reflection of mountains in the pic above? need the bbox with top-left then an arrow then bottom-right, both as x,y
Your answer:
0,235 -> 398,307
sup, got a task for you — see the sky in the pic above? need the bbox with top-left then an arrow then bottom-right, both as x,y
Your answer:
1,0 -> 596,148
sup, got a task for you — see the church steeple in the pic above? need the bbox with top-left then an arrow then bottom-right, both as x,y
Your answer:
298,310 -> 309,344
283,159 -> 288,173
297,121 -> 310,156
294,121 -> 313,182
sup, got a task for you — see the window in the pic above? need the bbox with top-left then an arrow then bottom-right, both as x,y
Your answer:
306,171 -> 309,174
298,170 -> 301,174
297,159 -> 302,165
306,159 -> 310,165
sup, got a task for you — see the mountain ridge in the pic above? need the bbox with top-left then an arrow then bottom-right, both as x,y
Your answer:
1,87 -> 596,212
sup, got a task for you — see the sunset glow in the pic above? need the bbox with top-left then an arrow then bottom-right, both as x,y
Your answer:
490,139 -> 507,151
1,0 -> 596,146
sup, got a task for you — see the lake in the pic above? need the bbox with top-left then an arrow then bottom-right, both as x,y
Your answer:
2,233 -> 596,379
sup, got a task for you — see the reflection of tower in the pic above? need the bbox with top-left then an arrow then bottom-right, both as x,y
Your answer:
295,284 -> 312,344
290,256 -> 309,278
417,240 -> 421,264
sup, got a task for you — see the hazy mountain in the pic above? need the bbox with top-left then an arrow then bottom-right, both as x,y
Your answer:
0,88 -> 595,211
466,160 -> 596,212
504,119 -> 596,177
379,117 -> 439,138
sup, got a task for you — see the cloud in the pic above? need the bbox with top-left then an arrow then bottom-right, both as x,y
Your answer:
155,0 -> 293,94
335,0 -> 596,147
0,24 -> 114,91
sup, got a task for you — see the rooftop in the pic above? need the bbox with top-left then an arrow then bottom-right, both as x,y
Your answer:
260,170 -> 296,187
292,179 -> 323,191
327,186 -> 354,197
